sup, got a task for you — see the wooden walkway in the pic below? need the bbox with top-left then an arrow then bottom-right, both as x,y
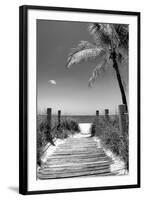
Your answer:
38,134 -> 116,179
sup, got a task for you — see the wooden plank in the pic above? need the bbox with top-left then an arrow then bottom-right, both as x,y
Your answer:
37,134 -> 120,179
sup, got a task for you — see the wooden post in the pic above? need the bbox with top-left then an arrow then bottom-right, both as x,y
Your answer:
96,110 -> 99,117
58,110 -> 61,126
119,104 -> 126,136
105,109 -> 109,118
47,108 -> 52,130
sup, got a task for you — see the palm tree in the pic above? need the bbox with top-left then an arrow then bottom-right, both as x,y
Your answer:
66,23 -> 128,112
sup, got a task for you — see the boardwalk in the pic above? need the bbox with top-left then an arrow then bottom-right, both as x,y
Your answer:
38,132 -> 115,179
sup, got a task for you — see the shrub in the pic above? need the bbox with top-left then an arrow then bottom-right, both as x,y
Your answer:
90,115 -> 129,170
37,120 -> 56,166
37,117 -> 80,166
61,118 -> 80,133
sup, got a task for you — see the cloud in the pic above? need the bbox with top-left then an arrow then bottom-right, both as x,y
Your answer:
48,80 -> 57,85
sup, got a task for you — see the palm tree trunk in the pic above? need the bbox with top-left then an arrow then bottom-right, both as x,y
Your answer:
112,59 -> 128,112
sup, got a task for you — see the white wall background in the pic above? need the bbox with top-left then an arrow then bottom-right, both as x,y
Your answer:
0,0 -> 143,199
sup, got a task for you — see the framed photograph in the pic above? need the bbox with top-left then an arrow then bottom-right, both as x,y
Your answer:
19,5 -> 140,195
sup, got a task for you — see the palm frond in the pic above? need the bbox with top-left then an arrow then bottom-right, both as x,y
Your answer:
115,24 -> 129,49
66,40 -> 106,68
88,24 -> 111,47
117,52 -> 123,64
117,47 -> 128,64
110,24 -> 120,47
88,23 -> 129,49
89,23 -> 112,36
88,58 -> 107,87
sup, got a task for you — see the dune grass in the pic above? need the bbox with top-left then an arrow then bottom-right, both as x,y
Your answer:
37,117 -> 80,166
90,115 -> 129,170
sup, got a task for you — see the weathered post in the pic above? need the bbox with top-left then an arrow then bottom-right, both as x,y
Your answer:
47,108 -> 52,130
105,109 -> 109,118
96,110 -> 99,117
58,110 -> 61,126
119,104 -> 127,136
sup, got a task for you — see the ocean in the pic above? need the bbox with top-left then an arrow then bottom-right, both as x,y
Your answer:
37,114 -> 118,126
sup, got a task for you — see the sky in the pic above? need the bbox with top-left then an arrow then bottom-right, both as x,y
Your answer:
37,20 -> 128,115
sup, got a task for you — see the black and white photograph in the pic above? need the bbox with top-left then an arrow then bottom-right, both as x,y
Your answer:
19,6 -> 140,194
37,20 -> 129,179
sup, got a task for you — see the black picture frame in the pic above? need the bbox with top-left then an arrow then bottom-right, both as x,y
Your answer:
19,5 -> 141,195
